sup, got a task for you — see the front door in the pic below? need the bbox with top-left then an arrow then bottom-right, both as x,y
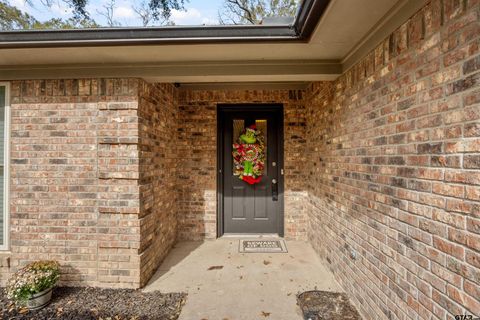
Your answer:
218,105 -> 284,236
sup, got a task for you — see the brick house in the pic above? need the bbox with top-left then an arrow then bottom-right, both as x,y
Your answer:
0,0 -> 479,319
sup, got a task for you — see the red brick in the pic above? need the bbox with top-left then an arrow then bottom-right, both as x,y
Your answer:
423,1 -> 442,36
445,170 -> 480,185
447,285 -> 480,315
464,122 -> 480,137
432,288 -> 465,316
465,250 -> 480,268
433,237 -> 465,259
432,182 -> 464,198
465,233 -> 480,252
432,208 -> 465,228
466,217 -> 480,234
446,198 -> 473,213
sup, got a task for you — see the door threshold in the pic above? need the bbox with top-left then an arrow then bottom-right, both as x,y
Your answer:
221,233 -> 281,238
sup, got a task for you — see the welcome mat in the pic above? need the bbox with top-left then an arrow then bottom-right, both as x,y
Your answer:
239,239 -> 288,253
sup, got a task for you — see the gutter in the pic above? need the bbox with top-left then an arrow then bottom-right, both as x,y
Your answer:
0,0 -> 329,48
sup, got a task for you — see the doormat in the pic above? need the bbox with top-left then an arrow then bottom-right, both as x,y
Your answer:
297,291 -> 361,320
239,239 -> 288,253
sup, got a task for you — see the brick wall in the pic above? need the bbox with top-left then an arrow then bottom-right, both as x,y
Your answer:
305,1 -> 480,319
177,89 -> 308,240
137,82 -> 178,286
96,80 -> 142,288
0,79 -> 178,289
0,79 -> 310,287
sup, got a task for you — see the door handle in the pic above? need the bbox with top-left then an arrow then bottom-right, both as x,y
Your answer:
272,179 -> 278,201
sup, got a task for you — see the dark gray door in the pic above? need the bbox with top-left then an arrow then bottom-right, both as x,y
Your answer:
219,105 -> 284,235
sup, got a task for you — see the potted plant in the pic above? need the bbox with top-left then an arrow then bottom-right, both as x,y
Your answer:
5,260 -> 60,310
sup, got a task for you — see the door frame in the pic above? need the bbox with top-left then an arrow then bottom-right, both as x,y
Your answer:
216,104 -> 285,238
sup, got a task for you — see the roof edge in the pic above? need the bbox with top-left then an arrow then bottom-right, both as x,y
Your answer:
0,0 -> 330,49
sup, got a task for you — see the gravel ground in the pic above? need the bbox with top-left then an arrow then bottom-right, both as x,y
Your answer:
297,290 -> 361,320
1,287 -> 187,320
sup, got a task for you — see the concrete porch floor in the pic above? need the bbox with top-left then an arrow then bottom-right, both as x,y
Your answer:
144,239 -> 342,320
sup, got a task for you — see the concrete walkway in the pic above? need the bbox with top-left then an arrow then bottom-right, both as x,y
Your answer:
144,239 -> 342,320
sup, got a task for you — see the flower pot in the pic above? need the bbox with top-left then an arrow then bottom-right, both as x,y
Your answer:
26,287 -> 52,310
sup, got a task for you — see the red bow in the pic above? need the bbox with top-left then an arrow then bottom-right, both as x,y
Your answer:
242,176 -> 262,185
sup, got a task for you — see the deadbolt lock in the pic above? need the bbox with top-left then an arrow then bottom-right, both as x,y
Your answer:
272,179 -> 278,201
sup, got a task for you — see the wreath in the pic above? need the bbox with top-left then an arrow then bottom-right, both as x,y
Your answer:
232,124 -> 265,185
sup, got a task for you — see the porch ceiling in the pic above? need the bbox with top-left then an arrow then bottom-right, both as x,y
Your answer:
0,0 -> 426,83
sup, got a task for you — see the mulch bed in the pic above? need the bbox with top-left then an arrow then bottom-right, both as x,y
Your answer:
0,287 -> 187,320
297,290 -> 361,320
